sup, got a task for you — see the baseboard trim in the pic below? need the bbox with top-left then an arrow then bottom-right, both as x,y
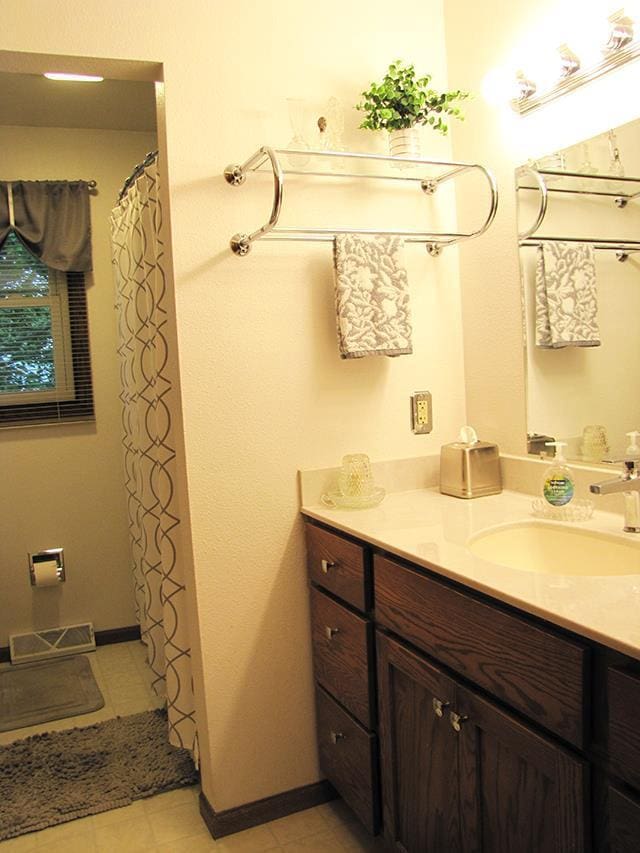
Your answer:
0,624 -> 141,663
94,625 -> 141,646
199,779 -> 337,839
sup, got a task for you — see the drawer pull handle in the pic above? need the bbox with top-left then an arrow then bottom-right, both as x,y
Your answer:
321,559 -> 336,574
325,626 -> 340,640
449,711 -> 469,733
330,731 -> 345,744
432,698 -> 449,718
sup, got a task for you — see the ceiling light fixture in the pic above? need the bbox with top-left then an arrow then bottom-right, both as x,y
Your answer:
43,73 -> 104,82
511,6 -> 640,115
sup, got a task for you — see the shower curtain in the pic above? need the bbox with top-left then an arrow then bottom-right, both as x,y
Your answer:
110,156 -> 197,756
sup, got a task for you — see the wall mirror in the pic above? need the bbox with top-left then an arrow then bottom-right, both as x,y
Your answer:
516,117 -> 640,463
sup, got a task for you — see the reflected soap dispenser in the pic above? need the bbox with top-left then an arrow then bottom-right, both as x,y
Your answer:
623,431 -> 640,530
542,441 -> 575,507
626,431 -> 640,460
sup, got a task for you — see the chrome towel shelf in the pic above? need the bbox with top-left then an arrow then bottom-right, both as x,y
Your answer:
517,166 -> 640,261
224,146 -> 498,257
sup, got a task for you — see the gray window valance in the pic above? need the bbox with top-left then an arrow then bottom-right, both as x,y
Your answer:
0,181 -> 92,272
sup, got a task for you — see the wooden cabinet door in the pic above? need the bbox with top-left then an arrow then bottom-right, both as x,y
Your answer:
609,785 -> 640,853
456,686 -> 587,853
377,632 -> 461,853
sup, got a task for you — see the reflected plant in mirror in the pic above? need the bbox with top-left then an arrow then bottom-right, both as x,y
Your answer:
516,117 -> 640,463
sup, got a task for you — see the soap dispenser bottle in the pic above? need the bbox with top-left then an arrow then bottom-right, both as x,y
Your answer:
543,441 -> 575,507
623,431 -> 640,530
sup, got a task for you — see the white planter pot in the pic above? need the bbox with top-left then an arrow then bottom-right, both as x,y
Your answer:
388,127 -> 421,163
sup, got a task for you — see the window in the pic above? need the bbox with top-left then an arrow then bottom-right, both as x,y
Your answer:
0,233 -> 93,426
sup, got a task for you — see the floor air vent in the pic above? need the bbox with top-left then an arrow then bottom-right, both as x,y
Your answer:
9,622 -> 95,664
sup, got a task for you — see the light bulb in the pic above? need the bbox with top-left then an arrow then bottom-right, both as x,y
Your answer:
481,67 -> 516,105
44,73 -> 104,82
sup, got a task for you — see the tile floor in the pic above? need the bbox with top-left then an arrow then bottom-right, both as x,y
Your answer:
0,642 -> 385,851
0,640 -> 165,747
0,791 -> 386,852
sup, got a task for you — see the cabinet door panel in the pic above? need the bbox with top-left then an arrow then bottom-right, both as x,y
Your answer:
608,667 -> 640,790
609,785 -> 640,853
377,631 -> 460,853
457,687 -> 587,853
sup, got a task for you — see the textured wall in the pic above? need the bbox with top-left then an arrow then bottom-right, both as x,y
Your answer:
0,124 -> 156,648
1,0 -> 467,810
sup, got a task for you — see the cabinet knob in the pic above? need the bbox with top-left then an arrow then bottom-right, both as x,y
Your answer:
330,731 -> 345,744
449,711 -> 469,732
432,697 -> 449,718
325,626 -> 340,640
321,559 -> 336,574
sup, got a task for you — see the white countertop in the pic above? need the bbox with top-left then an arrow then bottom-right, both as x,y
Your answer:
301,488 -> 640,661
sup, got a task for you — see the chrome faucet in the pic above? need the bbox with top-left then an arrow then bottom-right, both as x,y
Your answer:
590,459 -> 640,533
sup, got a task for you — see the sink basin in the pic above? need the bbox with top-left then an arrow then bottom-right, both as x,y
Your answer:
468,521 -> 640,576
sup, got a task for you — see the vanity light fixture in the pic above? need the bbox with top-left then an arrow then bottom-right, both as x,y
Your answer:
512,7 -> 640,114
43,73 -> 104,82
558,44 -> 581,77
605,9 -> 635,51
515,70 -> 537,102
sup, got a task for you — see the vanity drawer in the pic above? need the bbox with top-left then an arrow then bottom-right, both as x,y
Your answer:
316,685 -> 379,835
608,667 -> 640,789
306,523 -> 368,611
374,555 -> 587,748
310,587 -> 373,727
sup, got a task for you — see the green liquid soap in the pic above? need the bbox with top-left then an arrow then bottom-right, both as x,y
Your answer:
542,441 -> 575,508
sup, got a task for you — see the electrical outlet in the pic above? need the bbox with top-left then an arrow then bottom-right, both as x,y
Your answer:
411,391 -> 433,435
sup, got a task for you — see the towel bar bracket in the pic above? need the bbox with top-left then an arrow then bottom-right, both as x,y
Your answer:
426,243 -> 442,256
231,233 -> 252,256
421,179 -> 438,195
224,165 -> 246,187
615,196 -> 628,208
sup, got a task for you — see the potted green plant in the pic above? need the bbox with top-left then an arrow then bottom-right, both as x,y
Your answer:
356,61 -> 469,160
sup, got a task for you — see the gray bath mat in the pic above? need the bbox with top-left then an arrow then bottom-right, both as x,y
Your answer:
0,708 -> 198,841
0,655 -> 104,733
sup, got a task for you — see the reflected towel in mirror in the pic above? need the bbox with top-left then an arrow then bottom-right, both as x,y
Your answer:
535,241 -> 600,348
333,234 -> 413,359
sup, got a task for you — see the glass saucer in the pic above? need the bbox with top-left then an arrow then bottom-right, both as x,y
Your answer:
531,498 -> 594,522
321,486 -> 386,510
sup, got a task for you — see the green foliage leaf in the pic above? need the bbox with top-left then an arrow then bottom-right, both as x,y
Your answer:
354,60 -> 469,135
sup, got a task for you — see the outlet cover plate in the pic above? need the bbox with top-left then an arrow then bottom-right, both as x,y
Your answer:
411,391 -> 433,435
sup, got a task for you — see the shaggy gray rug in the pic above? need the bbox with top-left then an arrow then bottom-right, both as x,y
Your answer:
0,656 -> 104,732
0,708 -> 198,841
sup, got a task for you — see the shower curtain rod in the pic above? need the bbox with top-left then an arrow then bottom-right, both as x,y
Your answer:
117,150 -> 159,202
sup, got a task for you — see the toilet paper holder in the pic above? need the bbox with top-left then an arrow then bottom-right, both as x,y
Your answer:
28,548 -> 65,585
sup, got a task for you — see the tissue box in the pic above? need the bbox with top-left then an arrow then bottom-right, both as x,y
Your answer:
440,439 -> 502,499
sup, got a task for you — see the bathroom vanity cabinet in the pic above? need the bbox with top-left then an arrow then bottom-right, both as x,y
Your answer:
304,517 -> 640,852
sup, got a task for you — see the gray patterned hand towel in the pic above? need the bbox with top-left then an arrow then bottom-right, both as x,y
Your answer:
535,242 -> 600,348
333,234 -> 412,359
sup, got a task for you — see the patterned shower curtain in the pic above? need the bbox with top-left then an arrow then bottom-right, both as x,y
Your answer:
109,156 -> 197,756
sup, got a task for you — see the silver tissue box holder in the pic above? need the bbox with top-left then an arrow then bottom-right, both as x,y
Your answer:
440,427 -> 502,499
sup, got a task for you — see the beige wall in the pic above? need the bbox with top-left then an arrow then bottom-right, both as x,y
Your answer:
0,0 -> 468,811
0,125 -> 156,647
443,0 -> 640,456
